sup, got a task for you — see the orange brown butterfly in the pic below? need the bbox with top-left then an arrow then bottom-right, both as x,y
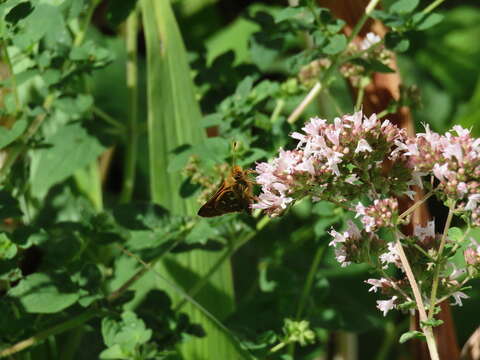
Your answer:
197,165 -> 255,217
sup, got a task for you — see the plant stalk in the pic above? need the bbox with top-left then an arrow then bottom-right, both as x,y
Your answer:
395,237 -> 439,360
427,202 -> 455,320
120,8 -> 139,203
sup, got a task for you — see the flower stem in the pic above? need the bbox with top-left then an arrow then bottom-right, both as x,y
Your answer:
270,98 -> 286,123
395,236 -> 439,360
295,245 -> 326,319
422,0 -> 447,14
271,341 -> 287,353
0,309 -> 100,358
427,201 -> 455,320
355,83 -> 366,111
398,190 -> 434,220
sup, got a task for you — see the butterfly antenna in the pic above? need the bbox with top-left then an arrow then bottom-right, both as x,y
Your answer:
231,140 -> 239,167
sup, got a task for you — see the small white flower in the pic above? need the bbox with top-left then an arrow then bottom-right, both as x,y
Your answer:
466,194 -> 480,211
328,229 -> 347,246
379,242 -> 401,269
355,202 -> 366,217
457,182 -> 468,195
360,32 -> 381,51
376,296 -> 398,316
355,139 -> 373,153
346,220 -> 361,240
443,143 -> 463,163
365,278 -> 389,293
452,125 -> 470,137
432,163 -> 451,182
451,291 -> 469,307
334,246 -> 351,267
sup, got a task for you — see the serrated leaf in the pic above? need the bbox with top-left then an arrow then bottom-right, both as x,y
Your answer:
8,273 -> 79,313
390,0 -> 419,14
30,122 -> 105,196
323,34 -> 347,55
399,330 -> 425,343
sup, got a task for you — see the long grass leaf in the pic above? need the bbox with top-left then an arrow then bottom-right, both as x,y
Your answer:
141,1 -> 245,359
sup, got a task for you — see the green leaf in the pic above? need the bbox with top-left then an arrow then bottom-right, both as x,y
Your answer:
323,34 -> 347,55
420,318 -> 444,328
202,113 -> 223,128
448,227 -> 463,242
350,58 -> 395,74
100,311 -> 153,359
274,7 -> 312,24
0,119 -> 27,149
30,122 -> 105,196
13,3 -> 70,49
141,0 -> 204,215
390,0 -> 419,14
8,273 -> 79,313
141,2 -> 249,359
0,233 -> 17,260
399,330 -> 425,343
414,13 -> 444,31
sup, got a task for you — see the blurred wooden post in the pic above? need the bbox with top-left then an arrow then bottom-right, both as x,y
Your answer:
317,1 -> 460,359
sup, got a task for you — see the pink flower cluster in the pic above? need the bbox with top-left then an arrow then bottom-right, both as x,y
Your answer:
355,198 -> 398,233
464,243 -> 480,266
253,110 -> 411,216
404,125 -> 480,226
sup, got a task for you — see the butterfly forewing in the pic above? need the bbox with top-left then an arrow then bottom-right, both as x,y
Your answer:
197,166 -> 253,217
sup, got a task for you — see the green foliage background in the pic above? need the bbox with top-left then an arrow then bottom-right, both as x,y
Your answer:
0,0 -> 479,359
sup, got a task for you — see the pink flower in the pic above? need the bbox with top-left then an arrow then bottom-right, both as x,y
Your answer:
328,229 -> 347,246
451,291 -> 469,306
453,125 -> 470,138
355,139 -> 373,153
379,242 -> 402,270
365,278 -> 390,293
376,296 -> 398,316
466,194 -> 480,211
